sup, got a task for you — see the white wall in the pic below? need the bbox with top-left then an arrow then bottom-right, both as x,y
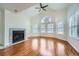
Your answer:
67,4 -> 79,52
4,9 -> 17,47
0,10 -> 3,45
0,9 -> 5,47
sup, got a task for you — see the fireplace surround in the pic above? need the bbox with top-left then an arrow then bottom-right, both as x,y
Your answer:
9,28 -> 25,44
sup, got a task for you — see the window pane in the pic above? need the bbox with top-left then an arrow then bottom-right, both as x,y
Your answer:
47,28 -> 54,33
47,24 -> 54,29
47,24 -> 54,33
56,22 -> 64,34
41,17 -> 46,23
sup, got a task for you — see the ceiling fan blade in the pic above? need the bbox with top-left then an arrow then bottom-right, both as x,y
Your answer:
42,5 -> 48,8
35,3 -> 48,12
40,3 -> 42,8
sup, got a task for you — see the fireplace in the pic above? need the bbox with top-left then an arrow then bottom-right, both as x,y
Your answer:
13,30 -> 24,43
9,28 -> 25,44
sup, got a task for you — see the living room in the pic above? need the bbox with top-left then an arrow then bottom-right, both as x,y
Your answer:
0,3 -> 79,56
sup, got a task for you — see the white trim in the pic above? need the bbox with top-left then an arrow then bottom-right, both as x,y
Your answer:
67,40 -> 79,53
2,39 -> 27,49
10,40 -> 25,46
70,37 -> 79,41
0,46 -> 5,49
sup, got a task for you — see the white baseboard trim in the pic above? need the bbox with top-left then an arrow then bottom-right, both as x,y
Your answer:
67,40 -> 79,53
10,40 -> 25,46
0,46 -> 5,49
1,39 -> 28,49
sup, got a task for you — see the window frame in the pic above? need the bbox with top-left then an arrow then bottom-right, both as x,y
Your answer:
69,10 -> 79,40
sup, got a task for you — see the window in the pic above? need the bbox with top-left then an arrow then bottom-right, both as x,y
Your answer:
32,16 -> 55,34
40,16 -> 55,33
47,24 -> 54,33
69,14 -> 78,38
69,9 -> 79,39
56,22 -> 64,34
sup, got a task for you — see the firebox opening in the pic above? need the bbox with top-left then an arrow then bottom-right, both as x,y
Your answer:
12,30 -> 24,43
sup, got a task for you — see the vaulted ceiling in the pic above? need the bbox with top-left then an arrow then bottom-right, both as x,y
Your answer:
0,3 -> 71,12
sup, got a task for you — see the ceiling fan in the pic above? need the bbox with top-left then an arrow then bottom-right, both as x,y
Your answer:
36,3 -> 48,12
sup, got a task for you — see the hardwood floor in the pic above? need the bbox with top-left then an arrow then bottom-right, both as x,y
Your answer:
0,36 -> 79,56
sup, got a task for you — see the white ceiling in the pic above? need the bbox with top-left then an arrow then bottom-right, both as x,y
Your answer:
0,3 -> 70,12
48,3 -> 70,10
0,3 -> 36,12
